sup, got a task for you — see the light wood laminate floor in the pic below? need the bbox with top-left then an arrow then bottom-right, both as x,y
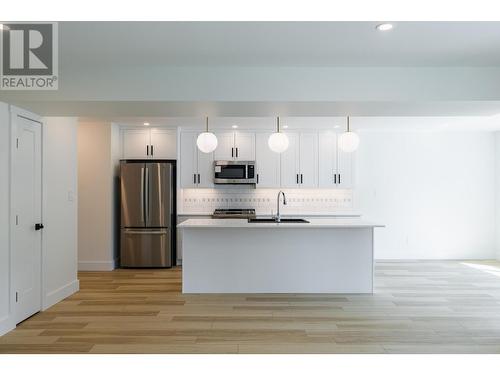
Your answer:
2,261 -> 500,354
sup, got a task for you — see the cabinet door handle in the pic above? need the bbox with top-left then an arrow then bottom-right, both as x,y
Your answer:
194,174 -> 196,184
197,174 -> 200,184
146,145 -> 149,156
334,173 -> 337,184
296,174 -> 299,184
301,174 -> 303,184
338,174 -> 341,184
151,145 -> 154,156
231,148 -> 234,158
257,174 -> 259,184
236,148 -> 239,158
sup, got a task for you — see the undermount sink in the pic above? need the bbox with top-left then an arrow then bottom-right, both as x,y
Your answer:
248,218 -> 310,223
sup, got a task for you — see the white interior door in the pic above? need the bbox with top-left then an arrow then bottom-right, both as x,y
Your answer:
12,115 -> 42,324
299,133 -> 318,188
234,132 -> 255,160
318,132 -> 338,188
122,129 -> 150,159
255,132 -> 280,187
150,129 -> 177,159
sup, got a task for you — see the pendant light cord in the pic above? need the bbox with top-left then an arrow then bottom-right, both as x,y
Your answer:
277,116 -> 280,133
347,116 -> 350,132
206,116 -> 209,132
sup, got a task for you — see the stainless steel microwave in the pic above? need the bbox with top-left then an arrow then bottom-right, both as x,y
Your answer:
214,161 -> 256,185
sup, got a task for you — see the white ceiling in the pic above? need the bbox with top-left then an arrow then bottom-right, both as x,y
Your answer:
3,22 -> 500,120
60,22 -> 500,68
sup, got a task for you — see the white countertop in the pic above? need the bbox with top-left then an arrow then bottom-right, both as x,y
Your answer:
177,212 -> 362,217
177,218 -> 384,229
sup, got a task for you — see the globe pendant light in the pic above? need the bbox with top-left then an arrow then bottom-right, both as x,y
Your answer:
268,116 -> 289,153
338,116 -> 360,152
196,116 -> 218,153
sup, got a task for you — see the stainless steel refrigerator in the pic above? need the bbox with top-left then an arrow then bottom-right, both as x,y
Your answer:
120,161 -> 176,267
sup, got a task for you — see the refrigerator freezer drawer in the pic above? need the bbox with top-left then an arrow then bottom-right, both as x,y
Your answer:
121,229 -> 172,268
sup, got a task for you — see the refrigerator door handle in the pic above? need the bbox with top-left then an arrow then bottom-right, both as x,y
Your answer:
145,166 -> 149,225
140,166 -> 145,224
170,172 -> 173,215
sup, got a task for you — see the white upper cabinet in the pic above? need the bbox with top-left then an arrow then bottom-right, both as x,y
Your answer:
234,132 -> 255,160
180,132 -> 214,188
280,133 -> 300,187
122,128 -> 177,160
318,131 -> 353,189
177,117 -> 355,190
337,146 -> 353,189
281,133 -> 318,188
180,132 -> 198,188
299,133 -> 318,188
213,132 -> 235,160
213,131 -> 255,161
255,132 -> 280,187
318,132 -> 338,188
150,129 -> 177,159
196,146 -> 214,188
122,129 -> 151,159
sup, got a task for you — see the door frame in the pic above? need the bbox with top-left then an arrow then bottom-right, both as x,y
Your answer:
9,105 -> 44,325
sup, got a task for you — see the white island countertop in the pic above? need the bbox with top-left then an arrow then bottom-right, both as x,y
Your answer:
177,218 -> 384,229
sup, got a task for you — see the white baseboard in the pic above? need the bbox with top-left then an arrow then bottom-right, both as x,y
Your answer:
43,279 -> 80,310
0,315 -> 15,337
78,260 -> 116,271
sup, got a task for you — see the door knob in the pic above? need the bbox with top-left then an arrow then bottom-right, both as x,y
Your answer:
35,223 -> 44,231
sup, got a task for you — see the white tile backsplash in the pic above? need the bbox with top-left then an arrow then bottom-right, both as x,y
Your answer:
179,188 -> 354,215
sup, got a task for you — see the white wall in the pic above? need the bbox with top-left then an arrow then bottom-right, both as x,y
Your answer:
77,121 -> 117,270
496,132 -> 500,260
0,102 -> 11,335
357,130 -> 496,259
110,123 -> 121,263
42,117 -> 79,309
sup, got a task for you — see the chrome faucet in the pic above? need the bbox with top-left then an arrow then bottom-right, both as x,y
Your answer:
275,191 -> 287,222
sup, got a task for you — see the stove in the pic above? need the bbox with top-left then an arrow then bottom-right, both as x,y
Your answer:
212,208 -> 256,219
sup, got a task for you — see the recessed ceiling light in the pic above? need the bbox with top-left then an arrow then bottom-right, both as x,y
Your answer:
232,125 -> 238,129
334,125 -> 340,129
376,23 -> 393,31
282,125 -> 289,129
143,122 -> 150,126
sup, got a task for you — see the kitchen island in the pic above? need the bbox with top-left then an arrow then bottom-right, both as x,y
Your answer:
177,218 -> 384,294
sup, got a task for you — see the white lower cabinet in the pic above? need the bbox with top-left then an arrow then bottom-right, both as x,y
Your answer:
318,131 -> 353,189
180,132 -> 214,188
280,132 -> 318,188
255,132 -> 280,187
